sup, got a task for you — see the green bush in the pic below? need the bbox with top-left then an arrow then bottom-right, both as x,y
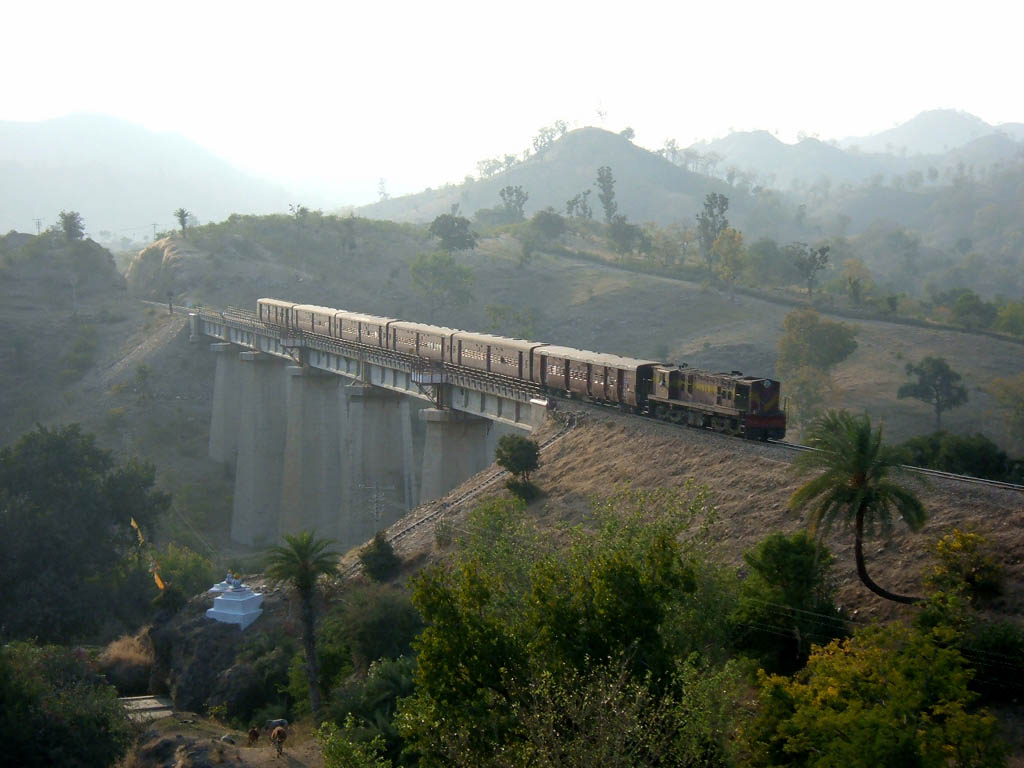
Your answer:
731,532 -> 846,674
359,532 -> 401,582
749,624 -> 1005,768
0,642 -> 136,768
925,529 -> 1004,603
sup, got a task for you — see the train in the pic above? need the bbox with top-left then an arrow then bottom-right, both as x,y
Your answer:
257,298 -> 787,440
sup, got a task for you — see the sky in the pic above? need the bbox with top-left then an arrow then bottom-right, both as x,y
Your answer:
3,0 -> 1022,207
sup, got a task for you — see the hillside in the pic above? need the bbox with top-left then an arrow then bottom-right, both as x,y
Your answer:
389,411 -> 1024,622
357,127 -> 744,227
841,108 -> 1008,155
122,216 -> 1023,450
0,114 -> 290,235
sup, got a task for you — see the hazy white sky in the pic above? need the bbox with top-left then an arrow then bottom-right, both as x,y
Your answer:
4,0 -> 1022,206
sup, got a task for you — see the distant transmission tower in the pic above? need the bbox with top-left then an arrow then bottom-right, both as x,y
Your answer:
33,218 -> 42,235
359,483 -> 396,526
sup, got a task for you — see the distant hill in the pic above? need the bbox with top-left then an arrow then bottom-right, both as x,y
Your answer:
0,114 -> 291,236
690,111 -> 1024,191
357,127 -> 740,226
840,108 -> 1016,155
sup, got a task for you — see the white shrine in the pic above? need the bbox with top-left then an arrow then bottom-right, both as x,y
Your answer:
206,574 -> 263,630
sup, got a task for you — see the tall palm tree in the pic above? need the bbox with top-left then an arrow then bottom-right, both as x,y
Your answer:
173,208 -> 191,237
789,410 -> 926,605
266,530 -> 338,716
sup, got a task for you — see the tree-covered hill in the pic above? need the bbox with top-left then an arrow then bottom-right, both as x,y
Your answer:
357,127 -> 745,227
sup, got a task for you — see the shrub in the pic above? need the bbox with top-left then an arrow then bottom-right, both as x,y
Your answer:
0,642 -> 136,768
731,532 -> 846,674
359,532 -> 401,582
98,633 -> 154,695
925,529 -> 1004,603
749,624 -> 1005,767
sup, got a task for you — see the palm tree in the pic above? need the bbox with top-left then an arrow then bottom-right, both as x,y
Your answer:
266,530 -> 338,716
789,410 -> 926,605
173,207 -> 191,237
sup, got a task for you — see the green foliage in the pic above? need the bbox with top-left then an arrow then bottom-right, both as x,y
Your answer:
989,372 -> 1024,447
696,192 -> 729,272
595,165 -> 617,223
326,583 -> 423,670
60,323 -> 98,383
925,529 -> 1004,604
173,207 -> 191,236
212,630 -> 296,725
787,241 -> 830,299
319,717 -> 394,768
776,309 -> 858,374
326,657 -> 415,765
494,657 -> 746,768
895,431 -> 1019,482
494,434 -> 540,481
529,208 -> 566,241
157,541 -> 219,597
360,532 -> 401,582
607,214 -> 649,255
790,410 -> 926,604
748,624 -> 1005,768
399,487 -> 724,765
499,185 -> 529,222
897,356 -> 969,429
950,290 -> 998,329
731,532 -> 846,674
266,530 -> 339,717
427,213 -> 477,252
0,424 -> 171,641
0,642 -> 135,768
59,209 -> 85,240
409,250 -> 473,318
565,188 -> 593,219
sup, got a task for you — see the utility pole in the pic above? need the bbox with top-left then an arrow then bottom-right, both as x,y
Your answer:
151,223 -> 157,240
33,218 -> 42,235
359,483 -> 395,526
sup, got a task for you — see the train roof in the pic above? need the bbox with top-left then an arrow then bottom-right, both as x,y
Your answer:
389,320 -> 461,336
257,297 -> 297,309
292,303 -> 344,315
538,345 -> 660,370
452,331 -> 548,352
335,310 -> 396,325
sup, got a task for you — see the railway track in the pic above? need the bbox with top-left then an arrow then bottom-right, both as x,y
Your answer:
160,301 -> 1023,496
768,439 -> 1024,493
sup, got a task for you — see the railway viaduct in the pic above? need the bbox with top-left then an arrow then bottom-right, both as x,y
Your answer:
188,308 -> 548,551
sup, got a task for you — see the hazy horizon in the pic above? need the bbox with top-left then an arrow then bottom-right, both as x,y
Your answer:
4,0 -> 1023,213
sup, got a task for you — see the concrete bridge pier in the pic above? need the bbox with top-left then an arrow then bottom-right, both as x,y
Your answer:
279,366 -> 342,538
418,408 -> 494,503
336,383 -> 420,551
231,352 -> 287,546
208,343 -> 242,464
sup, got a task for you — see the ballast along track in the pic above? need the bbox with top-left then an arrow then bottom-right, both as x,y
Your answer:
171,303 -> 1024,497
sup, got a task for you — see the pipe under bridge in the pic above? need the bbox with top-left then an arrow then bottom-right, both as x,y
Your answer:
189,308 -> 548,550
